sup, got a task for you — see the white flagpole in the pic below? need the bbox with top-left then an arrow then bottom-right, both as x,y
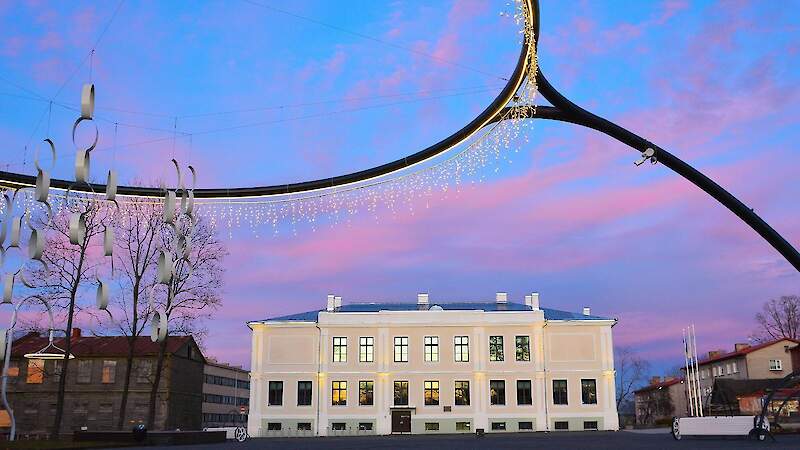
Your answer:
683,328 -> 695,417
692,324 -> 704,417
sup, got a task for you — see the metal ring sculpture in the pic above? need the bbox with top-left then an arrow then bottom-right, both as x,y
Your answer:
0,0 -> 797,272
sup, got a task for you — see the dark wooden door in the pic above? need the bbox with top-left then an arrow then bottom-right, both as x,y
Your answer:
391,410 -> 411,433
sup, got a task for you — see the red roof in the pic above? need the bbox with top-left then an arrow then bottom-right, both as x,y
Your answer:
697,338 -> 800,366
634,378 -> 684,394
11,332 -> 195,358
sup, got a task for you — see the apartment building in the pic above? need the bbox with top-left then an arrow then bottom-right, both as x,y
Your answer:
202,358 -> 250,428
247,292 -> 618,437
633,377 -> 686,426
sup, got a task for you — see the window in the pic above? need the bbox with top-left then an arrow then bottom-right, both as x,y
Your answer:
8,361 -> 19,377
76,360 -> 92,384
700,369 -> 706,380
424,381 -> 439,406
732,361 -> 738,373
26,359 -> 44,384
519,421 -> 533,430
456,421 -> 471,431
359,337 -> 374,363
553,380 -> 568,405
331,381 -> 347,406
770,359 -> 783,371
331,422 -> 346,431
454,336 -> 469,362
515,336 -> 531,361
98,402 -> 113,414
491,422 -> 506,431
359,422 -> 373,431
554,421 -> 569,430
51,360 -> 62,383
136,360 -> 152,383
268,381 -> 283,406
394,381 -> 409,406
297,422 -> 312,431
102,360 -> 117,384
424,336 -> 439,362
394,336 -> 409,362
517,380 -> 532,405
490,380 -> 505,405
425,422 -> 439,431
332,337 -> 347,362
359,381 -> 374,406
297,381 -> 312,406
489,336 -> 504,361
581,379 -> 597,404
455,381 -> 470,406
267,422 -> 282,431
584,421 -> 598,430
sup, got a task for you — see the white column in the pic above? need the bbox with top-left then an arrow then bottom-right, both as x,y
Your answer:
318,327 -> 329,436
247,327 -> 265,437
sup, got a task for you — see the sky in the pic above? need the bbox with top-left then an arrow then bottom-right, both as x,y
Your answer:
1,0 -> 799,374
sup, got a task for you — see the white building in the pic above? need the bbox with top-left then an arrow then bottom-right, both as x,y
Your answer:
247,292 -> 618,436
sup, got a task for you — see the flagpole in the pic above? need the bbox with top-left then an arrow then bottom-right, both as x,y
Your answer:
692,324 -> 703,417
683,328 -> 695,416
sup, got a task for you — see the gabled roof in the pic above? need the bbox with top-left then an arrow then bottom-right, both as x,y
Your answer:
698,338 -> 800,366
252,301 -> 613,324
634,378 -> 684,394
11,332 -> 201,360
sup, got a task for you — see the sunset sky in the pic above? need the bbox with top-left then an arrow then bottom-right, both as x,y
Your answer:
1,0 -> 799,373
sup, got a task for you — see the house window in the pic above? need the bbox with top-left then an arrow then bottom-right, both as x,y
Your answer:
76,360 -> 92,384
425,422 -> 439,431
98,402 -> 113,414
267,422 -> 282,431
554,421 -> 569,430
359,381 -> 374,406
359,337 -> 374,363
584,420 -> 598,430
331,381 -> 347,406
424,381 -> 439,406
491,422 -> 506,431
726,363 -> 732,374
26,359 -> 44,384
424,336 -> 439,362
268,381 -> 283,406
394,381 -> 409,406
454,336 -> 469,362
519,421 -> 533,430
102,360 -> 117,384
517,380 -> 532,405
732,361 -> 738,373
490,380 -> 505,405
489,336 -> 504,361
8,361 -> 19,377
456,421 -> 471,431
515,336 -> 531,361
359,422 -> 373,431
136,360 -> 152,383
297,381 -> 312,406
297,422 -> 312,431
455,381 -> 470,406
394,336 -> 409,362
331,422 -> 346,431
581,379 -> 597,404
553,380 -> 568,405
769,359 -> 782,371
332,337 -> 347,362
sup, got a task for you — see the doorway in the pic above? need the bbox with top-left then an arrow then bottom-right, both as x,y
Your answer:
391,410 -> 411,433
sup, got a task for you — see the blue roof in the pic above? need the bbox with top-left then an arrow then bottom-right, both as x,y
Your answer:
254,302 -> 612,323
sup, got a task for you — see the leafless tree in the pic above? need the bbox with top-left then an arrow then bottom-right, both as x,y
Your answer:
615,346 -> 651,413
752,295 -> 800,342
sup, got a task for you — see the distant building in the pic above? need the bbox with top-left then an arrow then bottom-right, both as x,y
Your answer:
247,292 -> 619,437
633,377 -> 686,426
2,329 -> 205,436
202,358 -> 250,428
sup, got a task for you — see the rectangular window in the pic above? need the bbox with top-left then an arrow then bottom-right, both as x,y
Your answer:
424,336 -> 439,362
553,379 -> 568,405
454,336 -> 469,362
26,359 -> 44,384
490,380 -> 505,405
517,380 -> 532,405
394,380 -> 409,406
297,381 -> 312,406
519,421 -> 533,430
770,359 -> 783,371
489,336 -> 504,361
359,337 -> 374,363
491,422 -> 506,431
268,381 -> 283,406
76,360 -> 91,384
581,379 -> 597,404
359,381 -> 374,406
331,422 -> 346,431
358,422 -> 373,431
8,361 -> 19,377
394,336 -> 409,363
425,422 -> 439,431
584,420 -> 598,430
331,381 -> 347,406
136,360 -> 152,383
732,361 -> 738,373
297,422 -> 312,431
515,336 -> 531,361
267,422 -> 282,431
102,360 -> 117,384
456,421 -> 471,431
424,381 -> 440,406
455,380 -> 470,406
554,421 -> 569,430
332,337 -> 347,362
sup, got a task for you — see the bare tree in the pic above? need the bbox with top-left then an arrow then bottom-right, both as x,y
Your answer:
752,295 -> 800,342
146,216 -> 225,429
615,346 -> 651,413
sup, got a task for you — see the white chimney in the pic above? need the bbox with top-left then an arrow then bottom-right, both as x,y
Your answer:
326,294 -> 335,312
496,292 -> 508,304
417,293 -> 429,305
529,292 -> 540,310
334,296 -> 342,310
582,307 -> 591,316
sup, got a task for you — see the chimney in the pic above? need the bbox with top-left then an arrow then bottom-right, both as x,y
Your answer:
326,294 -> 335,312
650,376 -> 661,385
72,328 -> 82,338
334,296 -> 342,310
496,292 -> 508,304
417,293 -> 429,305
734,343 -> 750,352
582,307 -> 591,316
528,292 -> 540,310
708,350 -> 722,359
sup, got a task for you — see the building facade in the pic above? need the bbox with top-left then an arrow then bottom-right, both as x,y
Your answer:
202,358 -> 251,428
2,329 -> 205,436
633,377 -> 686,426
247,292 -> 619,437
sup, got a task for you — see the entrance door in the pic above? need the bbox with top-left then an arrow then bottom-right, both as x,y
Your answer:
391,410 -> 411,433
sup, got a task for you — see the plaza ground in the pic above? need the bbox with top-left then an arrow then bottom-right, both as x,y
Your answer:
117,429 -> 800,450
